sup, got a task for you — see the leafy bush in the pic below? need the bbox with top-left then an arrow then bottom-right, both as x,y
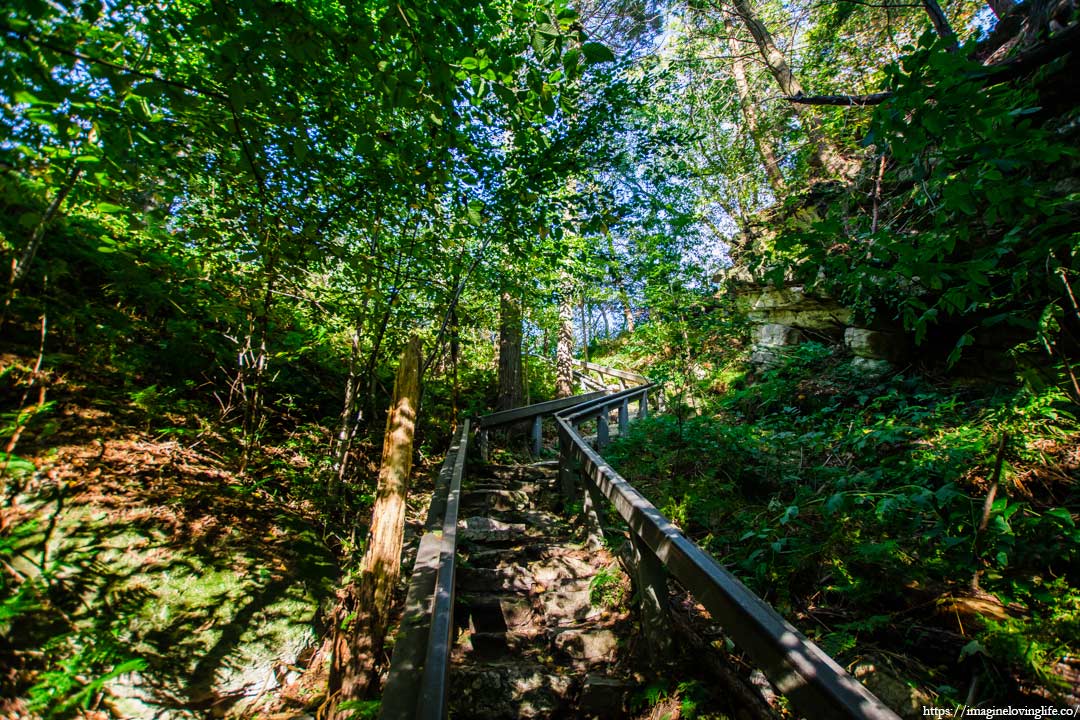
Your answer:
606,342 -> 1079,700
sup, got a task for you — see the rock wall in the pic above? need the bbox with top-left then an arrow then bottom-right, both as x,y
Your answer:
734,284 -> 906,371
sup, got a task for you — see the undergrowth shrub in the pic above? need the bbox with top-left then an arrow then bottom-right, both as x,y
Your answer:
605,343 -> 1079,701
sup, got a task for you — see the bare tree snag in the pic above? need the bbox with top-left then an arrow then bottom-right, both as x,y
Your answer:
728,0 -> 859,179
328,335 -> 422,715
726,18 -> 786,194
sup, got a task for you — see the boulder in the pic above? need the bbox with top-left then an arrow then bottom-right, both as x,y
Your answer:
845,327 -> 906,362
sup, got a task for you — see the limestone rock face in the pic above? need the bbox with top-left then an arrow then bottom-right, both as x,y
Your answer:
751,324 -> 805,366
738,286 -> 852,331
845,327 -> 906,362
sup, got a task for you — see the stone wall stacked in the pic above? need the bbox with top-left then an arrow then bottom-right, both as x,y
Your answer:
735,284 -> 906,373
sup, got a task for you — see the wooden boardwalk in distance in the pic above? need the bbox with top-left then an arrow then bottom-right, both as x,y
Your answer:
379,362 -> 902,720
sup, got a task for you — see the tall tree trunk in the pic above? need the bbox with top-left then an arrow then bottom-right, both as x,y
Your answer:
556,293 -> 575,398
329,335 -> 423,714
726,21 -> 786,194
9,164 -> 81,288
496,291 -> 524,412
331,317 -> 364,493
987,0 -> 1016,19
579,296 -> 590,363
450,308 -> 460,430
241,238 -> 276,471
922,0 -> 959,48
728,0 -> 858,179
605,234 -> 636,333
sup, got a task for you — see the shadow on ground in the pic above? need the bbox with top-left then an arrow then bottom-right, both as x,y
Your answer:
2,369 -> 339,718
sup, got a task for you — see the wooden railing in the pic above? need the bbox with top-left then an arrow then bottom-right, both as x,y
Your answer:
379,420 -> 469,720
382,361 -> 900,720
554,378 -> 901,720
475,391 -> 604,459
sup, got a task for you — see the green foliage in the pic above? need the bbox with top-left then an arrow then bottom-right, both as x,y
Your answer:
588,567 -> 627,608
770,32 -> 1079,366
607,340 -> 1080,696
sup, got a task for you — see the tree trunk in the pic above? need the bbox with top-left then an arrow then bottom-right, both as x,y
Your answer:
987,0 -> 1016,20
556,293 -> 575,398
726,21 -> 786,194
497,291 -> 524,412
329,335 -> 423,714
331,317 -> 364,493
605,233 -> 636,333
580,296 -> 590,362
922,0 -> 958,48
9,164 -> 82,288
728,0 -> 858,180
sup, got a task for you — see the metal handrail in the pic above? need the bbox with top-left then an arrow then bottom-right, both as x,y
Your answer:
553,373 -> 901,720
475,392 -> 605,459
379,420 -> 470,720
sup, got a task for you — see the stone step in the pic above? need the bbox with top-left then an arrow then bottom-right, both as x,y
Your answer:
458,512 -> 572,543
462,543 -> 590,571
456,594 -> 536,632
472,465 -> 559,482
458,516 -> 528,543
460,489 -> 532,513
448,662 -> 573,719
464,481 -> 552,495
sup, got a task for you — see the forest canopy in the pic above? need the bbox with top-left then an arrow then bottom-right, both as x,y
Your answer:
1,0 -> 1077,716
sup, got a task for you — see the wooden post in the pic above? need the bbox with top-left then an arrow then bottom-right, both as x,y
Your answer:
329,335 -> 423,714
638,389 -> 649,420
531,415 -> 543,457
618,400 -> 629,435
596,411 -> 609,449
630,532 -> 673,661
480,429 -> 489,462
582,474 -> 607,549
558,427 -> 578,512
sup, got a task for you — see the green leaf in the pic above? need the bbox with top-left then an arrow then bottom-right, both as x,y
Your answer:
581,42 -> 615,64
13,90 -> 41,105
1045,508 -> 1075,527
95,202 -> 126,214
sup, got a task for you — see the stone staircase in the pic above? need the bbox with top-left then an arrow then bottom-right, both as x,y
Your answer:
448,462 -> 641,719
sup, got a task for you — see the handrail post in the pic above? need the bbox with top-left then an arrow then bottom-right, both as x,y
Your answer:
480,428 -> 489,462
618,399 -> 629,435
638,389 -> 649,420
596,411 -> 609,448
582,474 -> 607,549
630,533 -> 673,661
558,425 -> 578,512
531,415 -> 542,457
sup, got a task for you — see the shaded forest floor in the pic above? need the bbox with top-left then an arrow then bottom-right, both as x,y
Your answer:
0,350 -> 410,718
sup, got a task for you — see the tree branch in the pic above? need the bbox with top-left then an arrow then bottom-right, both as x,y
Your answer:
785,21 -> 1080,107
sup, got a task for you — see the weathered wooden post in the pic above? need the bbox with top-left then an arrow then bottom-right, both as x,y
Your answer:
638,389 -> 649,420
581,472 -> 607,549
531,415 -> 543,457
630,533 -> 673,660
618,399 -> 629,435
596,411 -> 609,448
479,428 -> 489,462
558,425 -> 577,511
329,335 -> 422,714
